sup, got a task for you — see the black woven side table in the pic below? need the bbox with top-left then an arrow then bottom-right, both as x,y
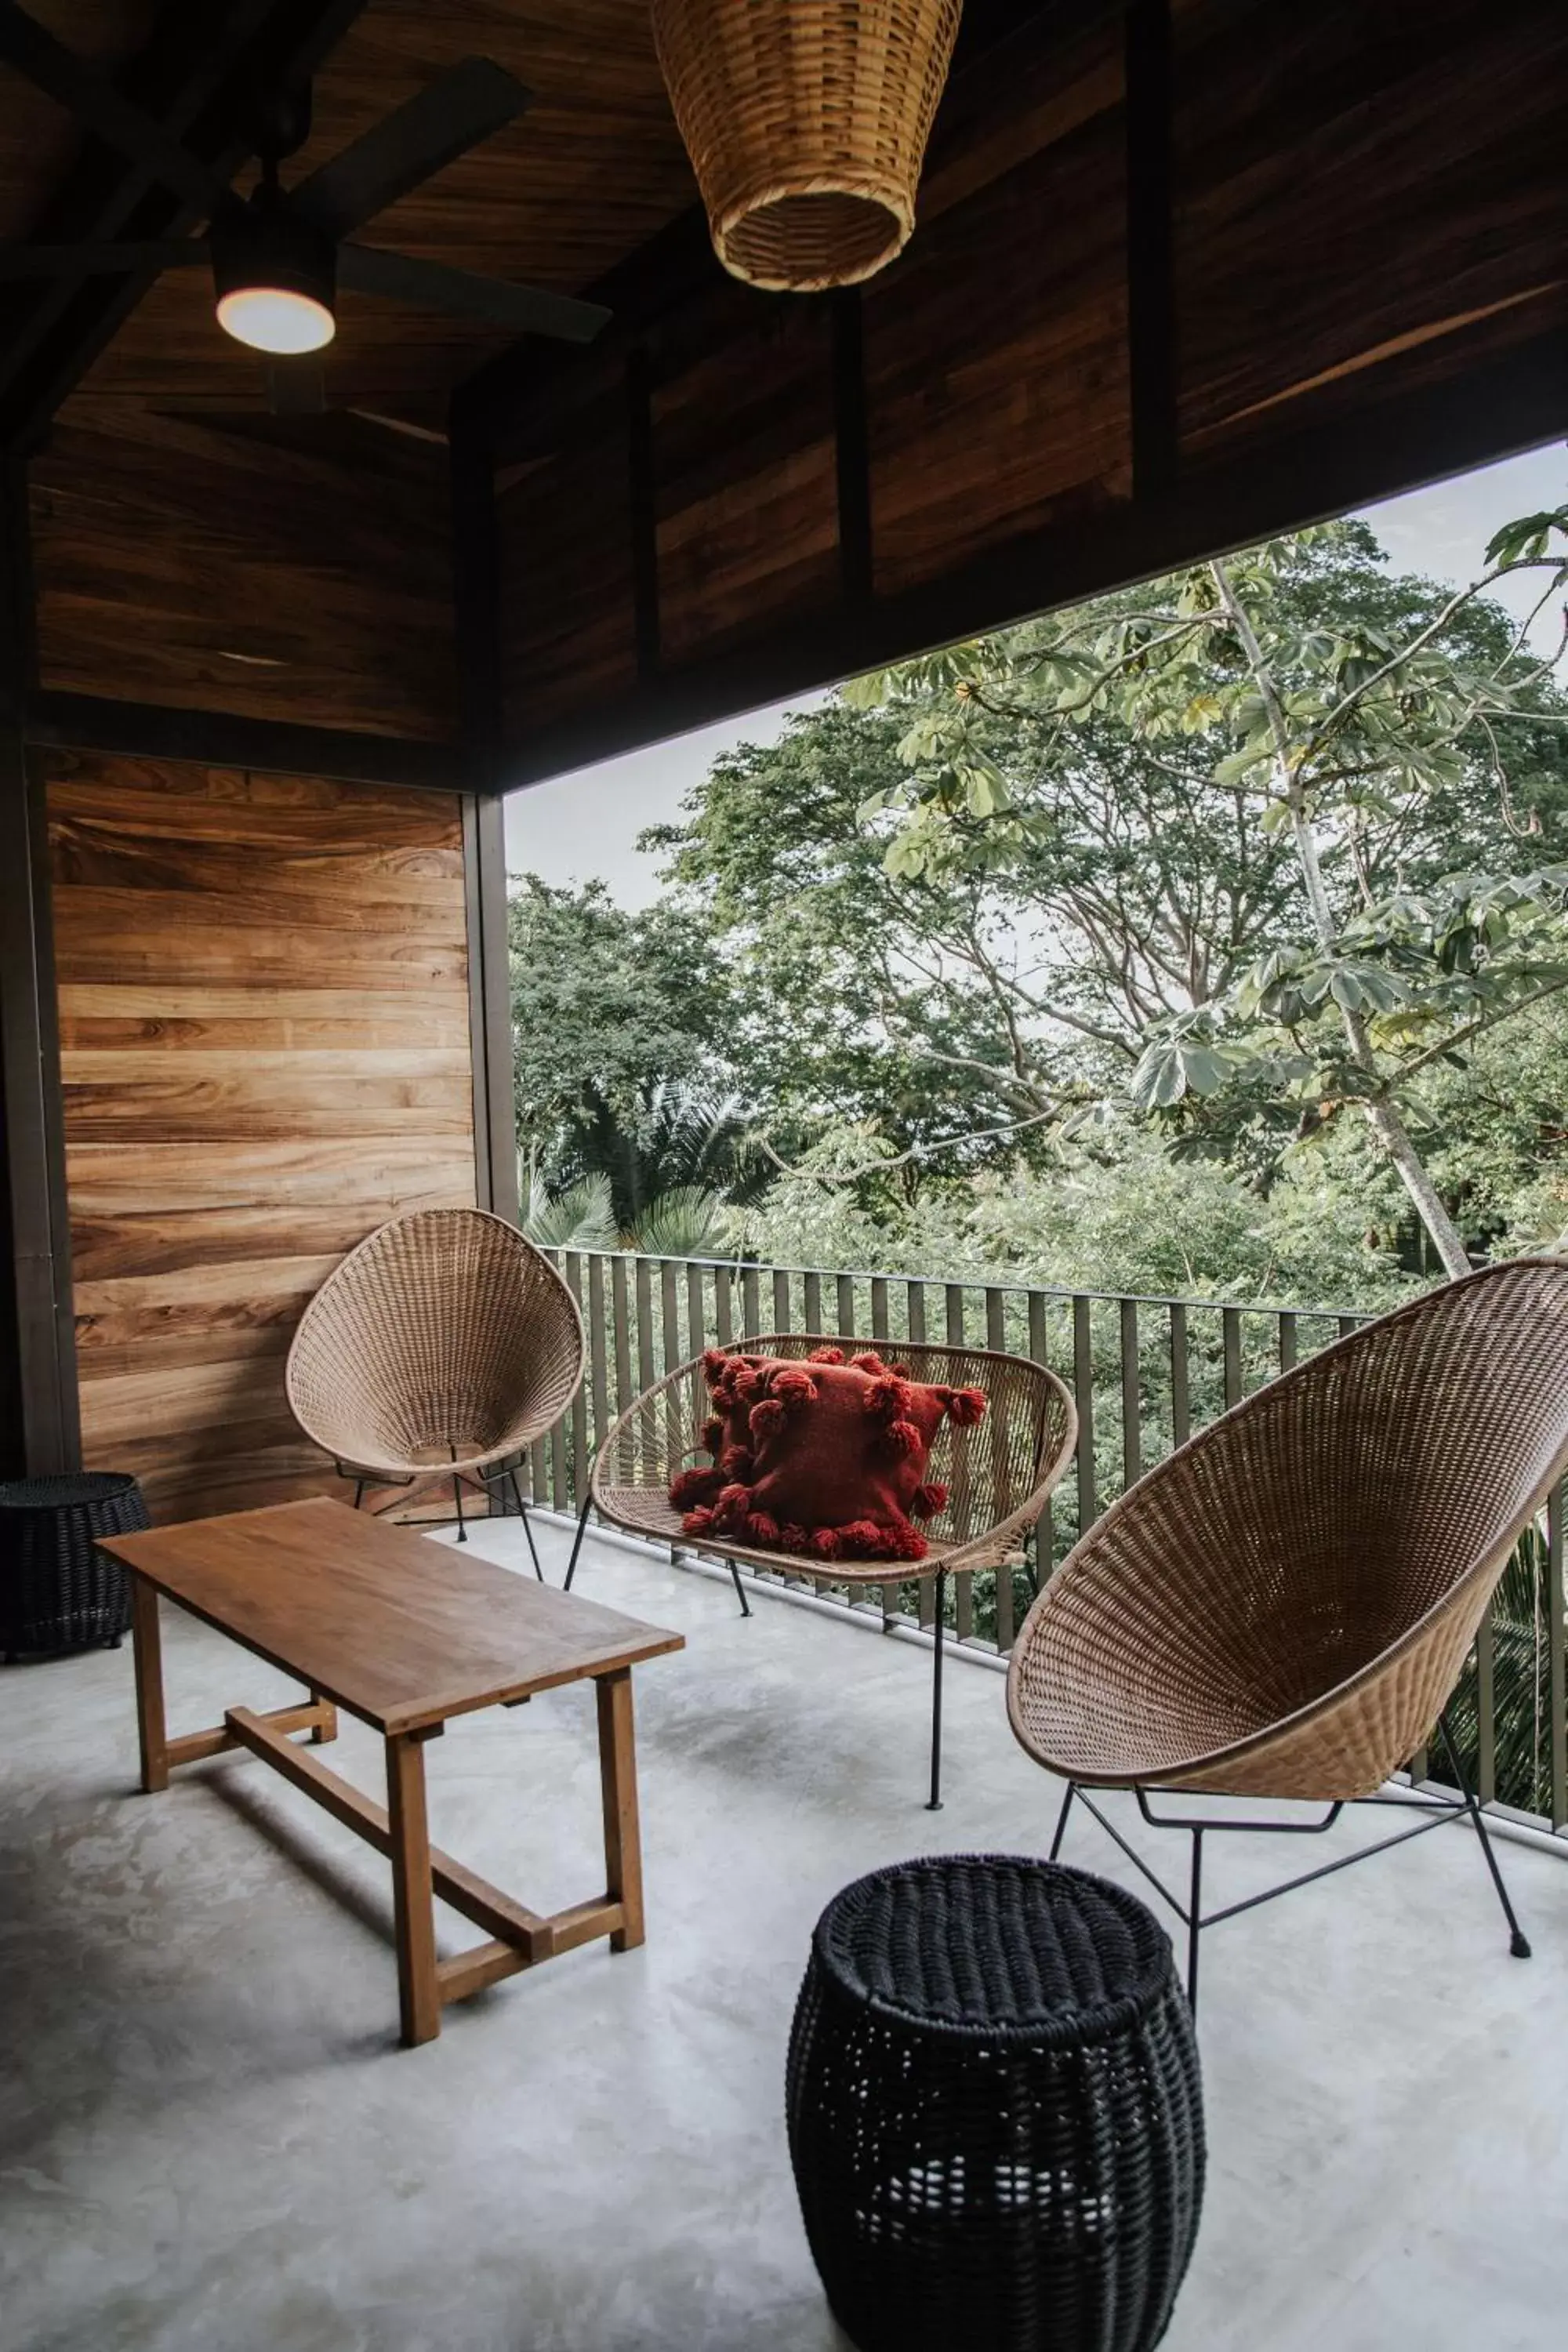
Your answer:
786,1854 -> 1204,2352
0,1473 -> 149,1660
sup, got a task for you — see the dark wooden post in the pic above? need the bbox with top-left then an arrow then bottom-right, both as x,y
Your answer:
451,387 -> 520,1228
0,452 -> 78,1475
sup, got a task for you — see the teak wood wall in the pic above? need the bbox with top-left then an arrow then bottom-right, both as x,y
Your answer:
47,750 -> 476,1522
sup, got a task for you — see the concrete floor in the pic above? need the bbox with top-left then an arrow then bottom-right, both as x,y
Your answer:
3,1515 -> 1567,2352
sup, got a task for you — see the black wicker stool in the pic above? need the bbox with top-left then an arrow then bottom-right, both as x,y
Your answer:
0,1473 -> 149,1661
786,1854 -> 1204,2352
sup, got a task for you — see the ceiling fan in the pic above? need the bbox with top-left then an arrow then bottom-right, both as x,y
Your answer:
0,3 -> 611,413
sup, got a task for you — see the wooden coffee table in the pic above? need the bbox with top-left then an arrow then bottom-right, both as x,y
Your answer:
100,1497 -> 684,2047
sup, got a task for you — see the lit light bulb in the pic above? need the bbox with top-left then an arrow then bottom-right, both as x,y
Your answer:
216,285 -> 336,355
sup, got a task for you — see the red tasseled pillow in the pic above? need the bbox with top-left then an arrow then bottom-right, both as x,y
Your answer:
669,1345 -> 987,1563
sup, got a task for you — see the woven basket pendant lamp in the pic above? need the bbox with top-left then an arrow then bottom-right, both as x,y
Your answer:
651,0 -> 964,292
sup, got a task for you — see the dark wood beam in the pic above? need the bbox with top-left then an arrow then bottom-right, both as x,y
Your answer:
0,455 -> 78,1475
26,690 -> 458,791
1124,0 -> 1177,496
626,344 -> 661,681
833,289 -> 873,608
450,387 -> 518,1224
498,325 -> 1568,787
2,0 -> 378,448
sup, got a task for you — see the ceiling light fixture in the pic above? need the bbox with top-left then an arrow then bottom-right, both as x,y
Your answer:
211,190 -> 336,355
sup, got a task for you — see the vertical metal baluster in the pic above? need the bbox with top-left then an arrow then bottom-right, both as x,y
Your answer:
907,1280 -> 927,1345
633,1254 -> 655,1488
687,1259 -> 706,1362
1278,1310 -> 1298,1373
548,1252 -> 569,1508
1549,1481 -> 1565,1834
1338,1315 -> 1358,1341
837,1272 -> 855,1339
1027,1290 -> 1054,1597
1120,1297 -> 1141,1488
804,1268 -> 822,1335
1222,1307 -> 1243,1409
611,1254 -> 633,1416
635,1257 -> 655,1392
773,1266 -> 790,1334
871,1276 -> 890,1344
1073,1295 -> 1096,1537
977,1286 -> 1008,1646
587,1255 -> 609,1462
945,1287 -> 970,1641
1476,1593 -> 1497,1809
742,1265 -> 760,1339
661,1260 -> 684,1505
1169,1301 -> 1189,1449
713,1261 -> 734,1345
564,1254 -> 589,1504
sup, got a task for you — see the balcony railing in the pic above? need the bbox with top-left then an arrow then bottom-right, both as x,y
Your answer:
523,1248 -> 1568,1842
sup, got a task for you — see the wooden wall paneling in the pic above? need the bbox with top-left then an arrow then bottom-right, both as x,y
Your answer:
49,750 -> 476,1520
652,286 -> 838,667
495,364 -> 639,740
483,0 -> 1566,787
1172,0 -> 1568,457
863,10 -> 1130,599
29,405 -> 456,739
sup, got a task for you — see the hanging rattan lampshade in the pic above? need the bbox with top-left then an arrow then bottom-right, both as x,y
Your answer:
651,0 -> 964,293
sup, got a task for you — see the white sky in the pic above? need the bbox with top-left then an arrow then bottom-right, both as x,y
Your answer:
504,439 -> 1567,911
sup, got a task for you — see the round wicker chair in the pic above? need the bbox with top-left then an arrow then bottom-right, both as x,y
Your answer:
1007,1258 -> 1568,2004
567,1334 -> 1077,1805
286,1209 -> 585,1552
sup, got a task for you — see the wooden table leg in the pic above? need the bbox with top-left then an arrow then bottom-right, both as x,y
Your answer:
386,1730 -> 441,2047
597,1668 -> 644,1954
309,1690 -> 338,1745
130,1573 -> 168,1794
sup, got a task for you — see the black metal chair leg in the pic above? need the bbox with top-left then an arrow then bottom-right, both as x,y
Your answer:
1186,1827 -> 1204,2013
451,1472 -> 466,1543
728,1559 -> 752,1617
353,1479 -> 366,1510
1049,1779 -> 1076,1860
926,1569 -> 947,1812
506,1469 -> 543,1579
563,1491 -> 594,1592
1438,1713 -> 1532,1958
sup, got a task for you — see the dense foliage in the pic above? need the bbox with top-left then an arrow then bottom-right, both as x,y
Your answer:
511,505 -> 1568,1305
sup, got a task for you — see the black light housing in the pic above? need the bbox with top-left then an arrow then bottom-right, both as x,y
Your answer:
210,192 -> 336,354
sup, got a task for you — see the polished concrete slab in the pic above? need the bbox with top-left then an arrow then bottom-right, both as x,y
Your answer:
3,1513 -> 1566,2352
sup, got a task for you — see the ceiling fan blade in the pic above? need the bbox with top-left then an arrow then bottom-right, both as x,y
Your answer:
0,239 -> 209,278
338,244 -> 610,344
265,356 -> 328,416
0,2 -> 228,215
289,57 -> 532,241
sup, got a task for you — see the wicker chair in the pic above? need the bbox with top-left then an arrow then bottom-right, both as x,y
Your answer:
565,1334 -> 1077,1805
286,1209 -> 585,1556
1007,1258 -> 1568,2008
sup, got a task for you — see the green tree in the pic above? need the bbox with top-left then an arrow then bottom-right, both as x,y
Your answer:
857,513 -> 1568,1272
508,874 -> 739,1200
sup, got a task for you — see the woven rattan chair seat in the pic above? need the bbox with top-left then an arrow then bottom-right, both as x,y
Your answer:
1008,1259 -> 1568,1802
590,1335 -> 1076,1584
286,1209 -> 585,1480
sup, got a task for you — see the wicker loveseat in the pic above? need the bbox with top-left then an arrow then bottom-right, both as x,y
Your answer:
567,1334 -> 1077,1805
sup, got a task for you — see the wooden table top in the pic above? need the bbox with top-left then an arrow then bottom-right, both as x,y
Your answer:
100,1499 -> 684,1735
